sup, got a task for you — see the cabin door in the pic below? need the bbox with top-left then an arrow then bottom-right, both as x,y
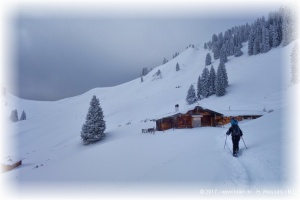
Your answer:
192,115 -> 202,128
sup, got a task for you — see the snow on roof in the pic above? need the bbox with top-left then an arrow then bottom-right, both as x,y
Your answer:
219,110 -> 266,117
155,105 -> 222,120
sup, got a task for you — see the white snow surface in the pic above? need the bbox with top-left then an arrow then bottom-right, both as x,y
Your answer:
1,42 -> 299,198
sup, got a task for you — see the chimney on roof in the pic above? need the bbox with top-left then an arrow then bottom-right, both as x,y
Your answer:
175,104 -> 179,112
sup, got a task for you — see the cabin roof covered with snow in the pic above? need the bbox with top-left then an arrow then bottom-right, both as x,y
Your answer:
155,105 -> 223,120
218,110 -> 266,117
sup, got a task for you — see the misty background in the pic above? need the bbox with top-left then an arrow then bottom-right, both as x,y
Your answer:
9,5 -> 281,101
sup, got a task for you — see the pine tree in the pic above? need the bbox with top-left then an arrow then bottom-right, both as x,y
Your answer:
215,64 -> 226,96
81,95 -> 106,144
221,62 -> 229,87
219,45 -> 228,64
212,34 -> 220,60
156,70 -> 162,78
163,58 -> 168,64
186,84 -> 197,104
205,53 -> 212,66
201,67 -> 210,98
248,29 -> 255,56
270,23 -> 280,47
197,76 -> 202,100
20,110 -> 27,121
10,110 -> 18,122
253,38 -> 260,55
176,62 -> 180,71
208,65 -> 216,95
262,25 -> 271,53
291,44 -> 298,84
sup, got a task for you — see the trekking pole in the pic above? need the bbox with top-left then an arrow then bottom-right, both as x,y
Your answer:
241,136 -> 248,149
224,134 -> 227,149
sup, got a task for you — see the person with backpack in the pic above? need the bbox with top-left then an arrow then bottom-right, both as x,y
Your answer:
226,118 -> 243,157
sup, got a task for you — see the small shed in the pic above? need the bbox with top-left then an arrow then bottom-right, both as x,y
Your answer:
155,106 -> 223,131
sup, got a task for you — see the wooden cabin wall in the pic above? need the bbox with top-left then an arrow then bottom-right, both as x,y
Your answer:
156,118 -> 173,131
201,115 -> 212,126
177,115 -> 192,128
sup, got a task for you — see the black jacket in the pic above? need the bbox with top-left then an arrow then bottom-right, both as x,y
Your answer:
226,125 -> 243,137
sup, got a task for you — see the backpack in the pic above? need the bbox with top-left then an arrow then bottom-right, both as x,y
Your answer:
231,125 -> 240,136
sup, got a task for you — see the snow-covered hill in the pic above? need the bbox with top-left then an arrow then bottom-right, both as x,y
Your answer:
1,41 -> 299,198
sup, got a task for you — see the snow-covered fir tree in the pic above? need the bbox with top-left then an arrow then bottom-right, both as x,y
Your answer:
141,67 -> 149,76
212,34 -> 220,60
201,67 -> 210,98
10,110 -> 18,122
253,38 -> 260,55
163,58 -> 168,64
262,24 -> 271,53
81,95 -> 106,144
205,53 -> 212,66
270,23 -> 280,48
173,52 -> 179,58
186,84 -> 197,104
156,70 -> 162,78
197,76 -> 202,100
291,44 -> 298,84
176,62 -> 180,71
221,62 -> 229,87
248,29 -> 255,56
215,64 -> 226,96
208,65 -> 216,95
219,45 -> 228,64
20,110 -> 27,121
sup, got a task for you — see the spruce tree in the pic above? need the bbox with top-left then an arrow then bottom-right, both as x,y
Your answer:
219,45 -> 228,64
262,25 -> 271,53
81,95 -> 106,144
10,110 -> 18,122
220,62 -> 229,87
248,29 -> 255,56
186,84 -> 197,104
197,76 -> 202,100
205,53 -> 212,66
163,58 -> 168,64
270,23 -> 280,47
208,65 -> 216,95
176,62 -> 180,71
201,67 -> 210,98
215,64 -> 226,96
20,110 -> 27,121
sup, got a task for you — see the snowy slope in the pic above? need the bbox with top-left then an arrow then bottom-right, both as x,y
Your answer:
1,41 -> 298,198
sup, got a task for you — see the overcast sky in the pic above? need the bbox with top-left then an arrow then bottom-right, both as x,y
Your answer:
8,2 -> 282,101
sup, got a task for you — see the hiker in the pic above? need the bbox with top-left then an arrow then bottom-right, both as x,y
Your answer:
226,118 -> 243,156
